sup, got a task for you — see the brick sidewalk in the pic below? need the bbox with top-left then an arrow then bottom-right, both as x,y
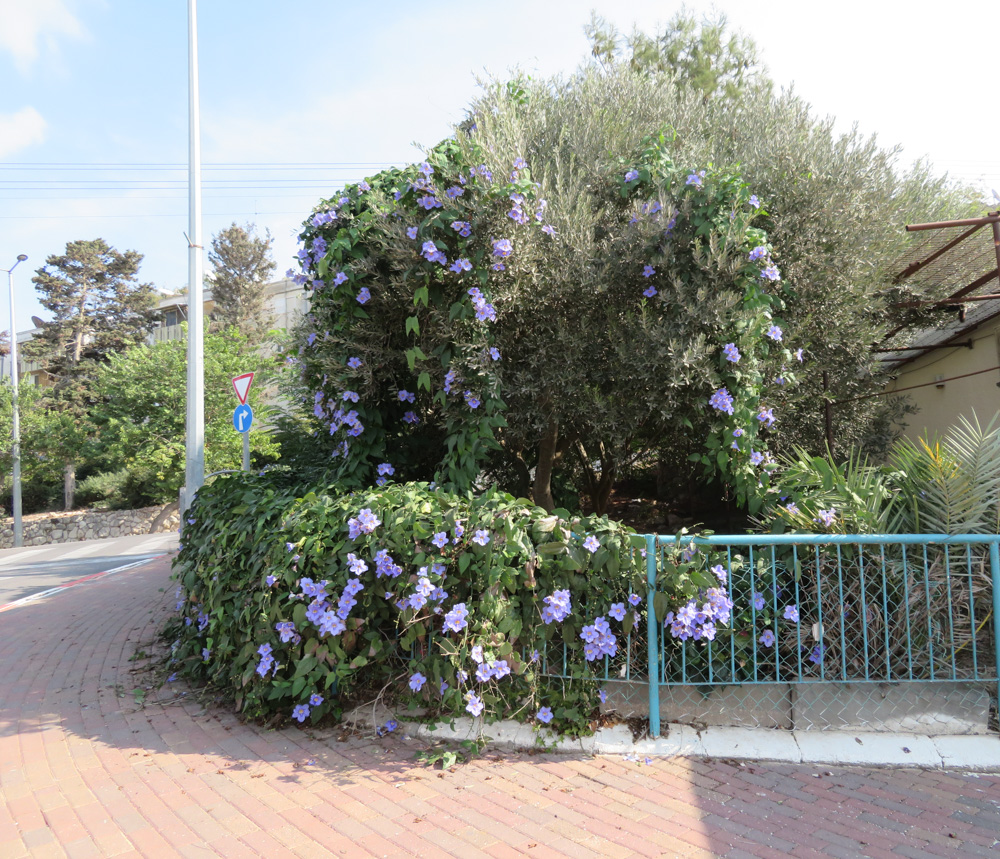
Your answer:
1,555 -> 999,858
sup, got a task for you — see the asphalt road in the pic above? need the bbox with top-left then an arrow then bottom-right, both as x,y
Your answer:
0,532 -> 178,609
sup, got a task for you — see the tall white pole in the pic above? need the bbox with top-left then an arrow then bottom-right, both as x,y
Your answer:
184,0 -> 205,513
5,254 -> 26,547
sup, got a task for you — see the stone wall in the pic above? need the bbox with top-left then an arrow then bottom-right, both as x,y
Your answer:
0,504 -> 180,549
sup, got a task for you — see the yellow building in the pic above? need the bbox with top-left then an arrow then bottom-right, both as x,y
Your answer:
883,211 -> 1000,440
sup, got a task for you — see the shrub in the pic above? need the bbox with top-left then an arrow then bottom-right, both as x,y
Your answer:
165,472 -> 725,736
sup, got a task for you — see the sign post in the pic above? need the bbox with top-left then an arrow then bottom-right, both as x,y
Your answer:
231,373 -> 255,472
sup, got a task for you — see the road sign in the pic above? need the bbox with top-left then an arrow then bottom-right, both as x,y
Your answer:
233,404 -> 253,433
232,372 -> 254,405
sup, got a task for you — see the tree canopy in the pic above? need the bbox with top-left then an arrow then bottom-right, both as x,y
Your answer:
280,20 -> 980,516
23,238 -> 156,509
208,222 -> 276,340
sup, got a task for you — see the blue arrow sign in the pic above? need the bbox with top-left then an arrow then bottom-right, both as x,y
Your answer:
233,404 -> 253,433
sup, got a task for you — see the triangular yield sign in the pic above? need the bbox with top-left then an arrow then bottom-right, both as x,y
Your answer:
232,372 -> 254,405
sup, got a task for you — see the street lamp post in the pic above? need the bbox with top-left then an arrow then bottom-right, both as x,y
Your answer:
3,253 -> 27,547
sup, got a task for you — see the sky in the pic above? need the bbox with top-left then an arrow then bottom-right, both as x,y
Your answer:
2,0 -> 999,330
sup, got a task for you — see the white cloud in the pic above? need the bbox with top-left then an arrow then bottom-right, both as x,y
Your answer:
0,0 -> 88,75
0,107 -> 47,158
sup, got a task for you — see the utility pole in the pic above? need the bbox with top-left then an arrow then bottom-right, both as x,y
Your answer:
183,0 -> 205,514
3,254 -> 27,547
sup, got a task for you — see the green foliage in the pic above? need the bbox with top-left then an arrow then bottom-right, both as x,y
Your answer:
288,104 -> 797,515
22,238 -> 157,508
755,446 -> 895,534
887,411 -> 1000,534
280,33 -> 978,518
0,380 -> 66,513
755,410 -> 1000,537
83,327 -> 280,506
166,474 -> 720,736
585,9 -> 768,102
208,222 -> 276,340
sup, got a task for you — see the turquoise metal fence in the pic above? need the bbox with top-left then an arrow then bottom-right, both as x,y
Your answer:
644,533 -> 1000,737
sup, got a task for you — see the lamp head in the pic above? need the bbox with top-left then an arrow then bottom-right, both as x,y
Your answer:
16,254 -> 27,262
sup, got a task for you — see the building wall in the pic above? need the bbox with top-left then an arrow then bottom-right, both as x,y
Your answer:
885,318 -> 1000,442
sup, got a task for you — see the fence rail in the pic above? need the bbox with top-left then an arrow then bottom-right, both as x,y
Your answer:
640,533 -> 1000,737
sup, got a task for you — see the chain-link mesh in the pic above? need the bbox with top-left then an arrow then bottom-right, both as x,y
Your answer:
637,535 -> 999,734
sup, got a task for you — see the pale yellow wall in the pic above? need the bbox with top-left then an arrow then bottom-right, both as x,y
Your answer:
885,319 -> 1000,442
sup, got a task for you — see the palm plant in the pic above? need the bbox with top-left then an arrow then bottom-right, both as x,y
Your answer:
888,411 -> 1000,534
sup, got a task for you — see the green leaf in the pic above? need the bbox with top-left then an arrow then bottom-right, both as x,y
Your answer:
405,316 -> 420,337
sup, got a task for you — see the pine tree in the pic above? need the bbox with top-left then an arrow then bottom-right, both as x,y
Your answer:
26,238 -> 156,509
208,223 -> 276,340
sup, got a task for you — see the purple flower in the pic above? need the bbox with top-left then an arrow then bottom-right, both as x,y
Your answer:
643,286 -> 657,298
489,347 -> 500,361
541,589 -> 571,624
357,287 -> 371,304
711,564 -> 727,584
583,535 -> 600,553
749,450 -> 765,466
628,593 -> 641,607
384,718 -> 399,733
757,408 -> 775,428
749,195 -> 760,209
347,356 -> 362,369
377,462 -> 395,477
417,195 -> 441,210
686,171 -> 705,188
398,389 -> 415,403
795,348 -> 804,362
513,157 -> 527,170
333,271 -> 348,286
451,220 -> 472,237
309,693 -> 323,706
598,689 -> 608,704
409,672 -> 427,692
783,604 -> 799,623
753,592 -> 765,611
443,603 -> 469,633
201,648 -> 210,660
809,644 -> 825,665
759,630 -> 776,648
815,508 -> 837,528
492,238 -> 513,258
265,574 -> 277,586
465,692 -> 484,716
472,529 -> 490,546
446,185 -> 464,199
403,411 -> 418,424
292,704 -> 310,722
464,391 -> 481,409
537,706 -> 554,724
450,258 -> 472,273
749,246 -> 768,262
624,169 -> 639,182
766,324 -> 782,341
784,502 -> 800,515
608,603 -> 626,621
418,161 -> 433,177
722,343 -> 740,363
761,264 -> 781,282
406,226 -> 418,240
709,388 -> 735,415
642,264 -> 655,278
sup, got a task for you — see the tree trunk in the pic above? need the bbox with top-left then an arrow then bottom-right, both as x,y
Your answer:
63,462 -> 76,511
575,439 -> 617,516
532,418 -> 559,512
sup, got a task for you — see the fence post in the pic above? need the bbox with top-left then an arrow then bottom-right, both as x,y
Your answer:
646,534 -> 660,738
991,540 -> 1000,711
